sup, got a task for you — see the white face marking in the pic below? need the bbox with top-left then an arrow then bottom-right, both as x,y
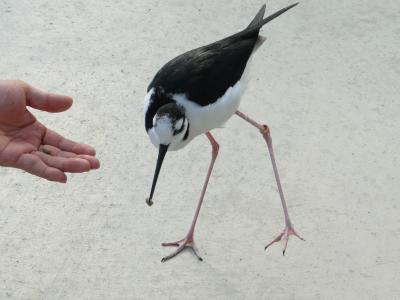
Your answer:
174,119 -> 184,131
148,114 -> 189,151
154,115 -> 174,145
148,127 -> 159,147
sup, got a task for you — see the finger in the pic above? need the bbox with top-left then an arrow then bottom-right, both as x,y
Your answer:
34,151 -> 91,173
15,153 -> 67,183
23,82 -> 73,113
76,154 -> 100,169
42,129 -> 96,155
40,145 -> 100,169
39,145 -> 75,158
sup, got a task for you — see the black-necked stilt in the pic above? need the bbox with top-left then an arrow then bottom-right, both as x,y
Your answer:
144,3 -> 303,262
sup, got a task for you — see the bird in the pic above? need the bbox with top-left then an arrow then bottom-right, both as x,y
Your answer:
144,2 -> 303,262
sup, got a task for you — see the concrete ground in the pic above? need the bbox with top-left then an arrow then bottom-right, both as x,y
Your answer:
1,0 -> 399,299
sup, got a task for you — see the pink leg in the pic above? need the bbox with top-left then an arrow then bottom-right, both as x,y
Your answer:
235,111 -> 304,255
161,132 -> 219,262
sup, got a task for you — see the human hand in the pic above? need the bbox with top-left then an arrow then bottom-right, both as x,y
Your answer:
0,80 -> 100,183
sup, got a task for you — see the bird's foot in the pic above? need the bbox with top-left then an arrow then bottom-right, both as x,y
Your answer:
265,225 -> 304,255
161,235 -> 202,262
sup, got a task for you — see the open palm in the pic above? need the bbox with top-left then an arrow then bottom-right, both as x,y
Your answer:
0,80 -> 99,182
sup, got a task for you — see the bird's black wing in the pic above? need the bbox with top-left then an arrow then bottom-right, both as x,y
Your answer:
148,32 -> 259,106
147,3 -> 298,106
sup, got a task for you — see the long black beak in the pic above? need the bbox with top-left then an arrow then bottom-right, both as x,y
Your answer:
146,144 -> 168,206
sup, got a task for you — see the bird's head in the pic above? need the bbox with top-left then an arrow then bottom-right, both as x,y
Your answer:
146,103 -> 189,206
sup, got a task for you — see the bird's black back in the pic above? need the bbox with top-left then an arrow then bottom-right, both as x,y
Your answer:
148,24 -> 262,106
146,3 -> 298,132
148,3 -> 298,106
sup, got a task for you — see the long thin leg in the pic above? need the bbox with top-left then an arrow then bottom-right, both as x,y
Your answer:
235,110 -> 304,255
161,132 -> 219,262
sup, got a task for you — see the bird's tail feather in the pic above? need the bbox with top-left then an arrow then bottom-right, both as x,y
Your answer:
247,4 -> 266,28
247,2 -> 299,31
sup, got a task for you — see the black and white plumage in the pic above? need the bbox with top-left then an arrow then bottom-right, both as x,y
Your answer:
144,3 -> 303,262
145,3 -> 298,151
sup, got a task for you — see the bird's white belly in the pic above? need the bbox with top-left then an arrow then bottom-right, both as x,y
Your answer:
172,81 -> 243,139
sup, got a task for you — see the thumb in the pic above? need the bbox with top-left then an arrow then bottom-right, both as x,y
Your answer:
24,84 -> 73,113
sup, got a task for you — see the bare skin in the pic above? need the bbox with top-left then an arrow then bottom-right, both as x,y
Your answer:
0,80 -> 100,183
235,110 -> 304,255
161,132 -> 219,262
161,111 -> 304,261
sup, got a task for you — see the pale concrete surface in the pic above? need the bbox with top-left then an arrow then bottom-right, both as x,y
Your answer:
1,0 -> 399,299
